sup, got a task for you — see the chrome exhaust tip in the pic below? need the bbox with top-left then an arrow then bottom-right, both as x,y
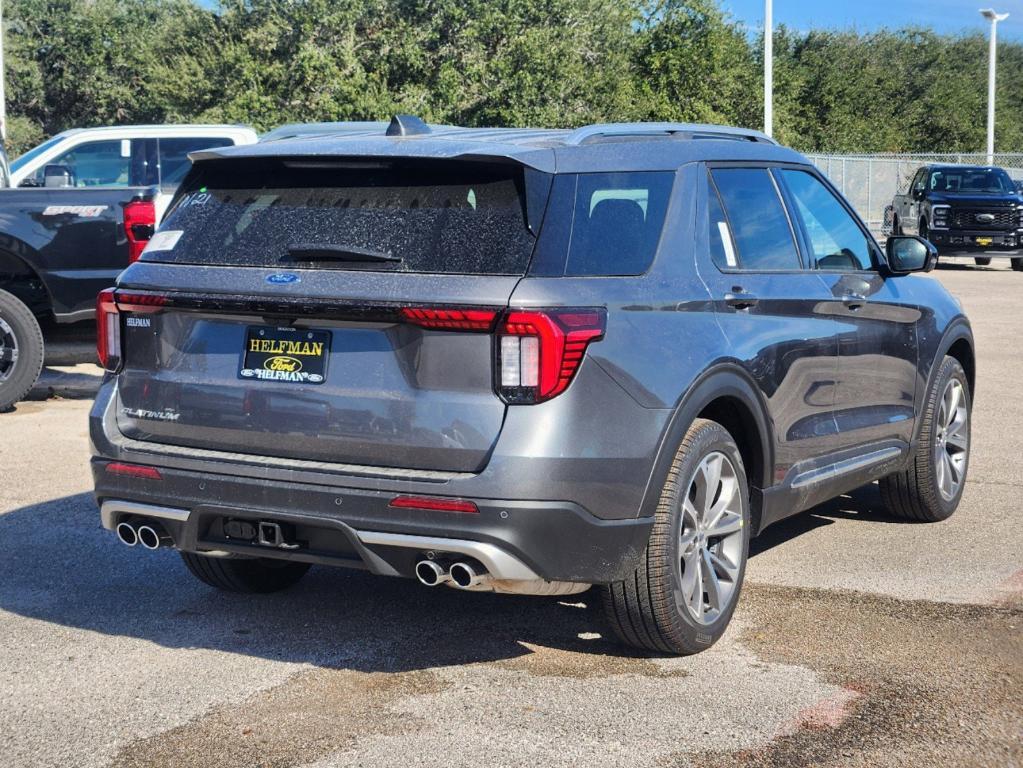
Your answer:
136,523 -> 171,551
115,522 -> 138,547
415,559 -> 450,587
449,561 -> 486,589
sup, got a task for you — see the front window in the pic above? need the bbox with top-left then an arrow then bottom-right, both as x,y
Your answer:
23,140 -> 130,188
779,169 -> 873,271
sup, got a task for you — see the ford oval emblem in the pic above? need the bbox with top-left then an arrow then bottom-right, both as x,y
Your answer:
266,272 -> 300,285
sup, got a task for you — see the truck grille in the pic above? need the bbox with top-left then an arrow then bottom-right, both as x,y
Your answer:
950,208 -> 1016,230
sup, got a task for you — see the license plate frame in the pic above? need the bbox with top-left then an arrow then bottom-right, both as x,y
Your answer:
239,326 -> 331,385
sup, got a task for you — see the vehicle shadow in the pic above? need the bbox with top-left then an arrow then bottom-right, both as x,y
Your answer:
0,492 -> 640,672
750,482 -> 907,557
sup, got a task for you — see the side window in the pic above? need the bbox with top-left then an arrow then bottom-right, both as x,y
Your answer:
709,167 -> 800,271
779,169 -> 873,271
912,170 -> 926,193
563,171 -> 674,276
28,140 -> 130,188
158,137 -> 234,190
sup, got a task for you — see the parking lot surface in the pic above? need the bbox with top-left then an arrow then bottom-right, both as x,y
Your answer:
1,263 -> 1020,768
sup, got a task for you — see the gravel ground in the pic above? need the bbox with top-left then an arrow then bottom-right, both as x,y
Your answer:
0,265 -> 1020,767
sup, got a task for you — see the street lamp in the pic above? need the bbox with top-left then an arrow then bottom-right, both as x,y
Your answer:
980,8 -> 1009,165
764,0 -> 773,138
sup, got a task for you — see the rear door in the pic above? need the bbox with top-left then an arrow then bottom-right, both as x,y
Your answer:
698,165 -> 842,477
114,158 -> 545,473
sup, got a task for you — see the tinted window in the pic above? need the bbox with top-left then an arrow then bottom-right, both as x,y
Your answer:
710,168 -> 799,270
149,160 -> 537,275
27,140 -> 130,188
159,137 -> 234,189
707,177 -> 737,270
780,169 -> 873,271
929,167 -> 1014,193
563,172 -> 673,276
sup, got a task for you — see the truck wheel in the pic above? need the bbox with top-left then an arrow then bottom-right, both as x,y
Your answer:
0,288 -> 44,412
974,257 -> 992,266
180,552 -> 311,593
879,356 -> 970,522
1012,257 -> 1023,271
891,214 -> 901,236
602,418 -> 750,655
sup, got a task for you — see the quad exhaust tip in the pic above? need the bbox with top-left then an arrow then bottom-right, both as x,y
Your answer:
415,559 -> 450,587
137,523 -> 171,550
449,560 -> 486,589
115,522 -> 138,547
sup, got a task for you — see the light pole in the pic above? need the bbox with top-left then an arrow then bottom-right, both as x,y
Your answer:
764,0 -> 773,138
980,8 -> 1009,165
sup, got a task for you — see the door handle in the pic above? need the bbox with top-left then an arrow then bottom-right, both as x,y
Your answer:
724,289 -> 759,310
842,292 -> 867,310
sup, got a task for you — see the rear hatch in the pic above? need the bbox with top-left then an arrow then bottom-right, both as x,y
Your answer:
112,157 -> 548,473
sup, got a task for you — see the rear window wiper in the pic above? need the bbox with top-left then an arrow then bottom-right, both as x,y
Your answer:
284,244 -> 402,263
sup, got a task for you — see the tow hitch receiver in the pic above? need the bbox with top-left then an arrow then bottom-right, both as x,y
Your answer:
257,521 -> 300,550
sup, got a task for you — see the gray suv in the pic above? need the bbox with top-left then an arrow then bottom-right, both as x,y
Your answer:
90,118 -> 975,655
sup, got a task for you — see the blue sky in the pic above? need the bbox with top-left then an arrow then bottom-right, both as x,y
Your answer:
722,0 -> 1023,40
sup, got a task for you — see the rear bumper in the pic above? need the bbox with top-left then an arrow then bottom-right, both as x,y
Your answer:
92,459 -> 653,584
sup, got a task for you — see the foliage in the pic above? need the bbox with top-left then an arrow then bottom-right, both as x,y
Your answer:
3,0 -> 1022,156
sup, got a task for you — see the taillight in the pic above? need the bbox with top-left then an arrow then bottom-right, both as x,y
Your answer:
399,307 -> 497,331
96,289 -> 167,371
496,309 -> 606,403
123,200 -> 156,263
96,288 -> 121,371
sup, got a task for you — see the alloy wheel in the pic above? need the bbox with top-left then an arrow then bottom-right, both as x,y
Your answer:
935,378 -> 969,501
0,316 -> 18,383
678,451 -> 745,625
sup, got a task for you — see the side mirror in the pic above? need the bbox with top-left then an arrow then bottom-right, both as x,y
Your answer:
912,189 -> 925,201
886,236 -> 937,274
43,164 -> 74,188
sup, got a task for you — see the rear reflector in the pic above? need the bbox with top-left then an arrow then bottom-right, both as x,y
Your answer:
400,307 -> 497,331
497,309 -> 606,403
105,462 -> 163,480
122,200 -> 156,264
388,495 -> 480,514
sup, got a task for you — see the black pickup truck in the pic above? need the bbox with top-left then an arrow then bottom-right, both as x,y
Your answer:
0,125 -> 256,410
891,164 -> 1023,271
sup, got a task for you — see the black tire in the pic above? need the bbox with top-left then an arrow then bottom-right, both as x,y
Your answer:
602,418 -> 751,655
180,552 -> 311,593
0,288 -> 44,412
1011,257 -> 1023,271
891,213 -> 902,236
879,356 -> 971,522
974,257 -> 992,266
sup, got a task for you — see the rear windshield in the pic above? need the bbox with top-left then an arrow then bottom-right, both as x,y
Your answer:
146,160 -> 537,275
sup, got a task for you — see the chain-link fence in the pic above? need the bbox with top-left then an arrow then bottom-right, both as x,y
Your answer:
805,152 -> 1023,235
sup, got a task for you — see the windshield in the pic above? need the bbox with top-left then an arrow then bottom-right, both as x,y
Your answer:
929,168 -> 1016,194
147,159 -> 538,275
10,135 -> 65,174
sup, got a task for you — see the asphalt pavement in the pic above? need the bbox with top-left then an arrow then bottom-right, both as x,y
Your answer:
0,263 -> 1019,768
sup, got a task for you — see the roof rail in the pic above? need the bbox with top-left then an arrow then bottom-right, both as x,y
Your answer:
563,122 -> 777,146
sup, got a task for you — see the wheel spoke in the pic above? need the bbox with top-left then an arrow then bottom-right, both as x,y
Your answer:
701,549 -> 723,612
940,452 -> 954,496
945,384 -> 962,429
706,511 -> 743,537
946,431 -> 968,451
680,549 -> 700,602
707,548 -> 739,583
704,476 -> 738,531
